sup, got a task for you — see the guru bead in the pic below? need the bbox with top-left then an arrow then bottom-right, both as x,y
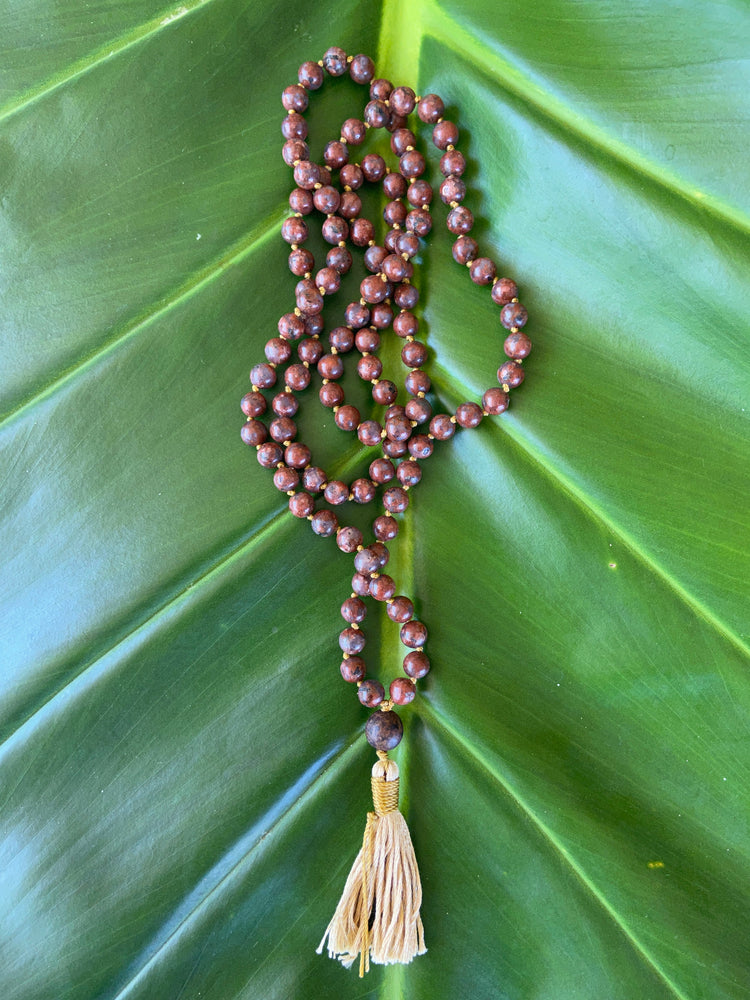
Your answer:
365,709 -> 404,750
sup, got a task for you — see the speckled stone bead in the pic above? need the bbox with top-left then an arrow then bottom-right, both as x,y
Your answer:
357,355 -> 383,382
319,382 -> 345,408
369,78 -> 393,101
498,361 -> 525,388
455,402 -> 484,428
298,61 -> 323,90
469,258 -> 497,285
289,492 -> 315,518
352,572 -> 372,597
393,311 -> 419,338
452,235 -> 478,264
284,442 -> 310,469
339,627 -> 366,655
405,369 -> 430,395
282,139 -> 309,167
396,460 -> 422,487
394,283 -> 419,310
322,46 -> 348,76
408,434 -> 434,459
282,84 -> 309,113
390,85 -> 416,116
241,391 -> 266,418
482,387 -> 510,414
446,206 -> 474,235
273,466 -> 299,492
256,442 -> 283,468
500,302 -> 529,329
341,117 -> 366,145
329,326 -> 354,352
302,466 -> 327,492
358,679 -> 385,708
323,140 -> 348,169
406,208 -> 432,237
324,480 -> 349,505
282,113 -> 308,141
349,53 -> 375,85
390,677 -> 416,705
387,595 -> 414,623
373,514 -> 399,541
403,650 -> 430,679
293,160 -> 320,189
440,176 -> 466,204
364,99 -> 389,128
240,419 -> 267,447
289,187 -> 313,214
335,404 -> 360,431
401,620 -> 428,648
340,163 -> 364,189
272,392 -> 298,418
358,419 -> 383,447
361,153 -> 387,182
318,353 -> 344,380
504,331 -> 532,359
269,416 -> 296,443
351,478 -> 376,504
370,574 -> 396,601
432,120 -> 459,149
285,363 -> 311,392
372,380 -> 398,406
402,340 -> 428,367
341,656 -> 366,682
370,458 -> 395,484
281,216 -> 308,245
365,709 -> 403,750
322,216 -> 349,245
383,487 -> 409,513
288,248 -> 314,278
326,246 -> 352,274
337,525 -> 364,553
311,509 -> 338,537
491,278 -> 518,305
405,397 -> 432,424
417,93 -> 445,123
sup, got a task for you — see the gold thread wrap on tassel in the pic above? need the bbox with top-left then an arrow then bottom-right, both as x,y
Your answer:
317,752 -> 426,974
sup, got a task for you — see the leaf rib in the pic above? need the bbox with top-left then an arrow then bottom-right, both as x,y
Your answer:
0,0 -> 217,125
0,204 -> 288,433
419,699 -> 692,1000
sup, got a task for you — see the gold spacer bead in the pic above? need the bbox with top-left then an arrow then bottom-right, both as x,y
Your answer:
511,296 -> 519,303
303,272 -> 311,279
502,383 -> 510,392
307,514 -> 314,521
293,307 -> 302,317
286,490 -> 294,497
446,143 -> 455,151
251,383 -> 259,392
380,700 -> 393,712
351,622 -> 360,630
380,428 -> 387,438
347,55 -> 353,63
405,145 -> 414,151
342,652 -> 350,660
317,59 -> 324,66
290,243 -> 299,251
450,415 -> 457,424
449,201 -> 459,208
417,391 -> 426,398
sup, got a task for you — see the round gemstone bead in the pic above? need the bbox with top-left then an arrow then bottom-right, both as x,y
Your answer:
500,302 -> 529,329
401,620 -> 428,648
370,574 -> 396,601
498,361 -> 525,388
337,525 -> 364,553
289,492 -> 315,518
358,679 -> 385,708
240,420 -> 267,447
339,627 -> 366,655
455,402 -> 484,428
390,677 -> 416,705
365,710 -> 403,750
387,596 -> 414,623
504,332 -> 532,359
341,656 -> 366,682
311,509 -> 338,537
403,650 -> 430,679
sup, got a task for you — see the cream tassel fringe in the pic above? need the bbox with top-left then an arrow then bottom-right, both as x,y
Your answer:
317,751 -> 426,976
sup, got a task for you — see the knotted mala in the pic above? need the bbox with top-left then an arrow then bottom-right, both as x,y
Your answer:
240,46 -> 531,976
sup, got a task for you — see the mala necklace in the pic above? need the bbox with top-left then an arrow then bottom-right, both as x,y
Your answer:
240,46 -> 530,976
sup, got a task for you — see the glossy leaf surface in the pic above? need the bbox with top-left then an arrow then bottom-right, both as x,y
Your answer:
1,1 -> 749,998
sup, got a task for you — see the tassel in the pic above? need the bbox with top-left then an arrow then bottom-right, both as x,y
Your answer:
317,751 -> 426,976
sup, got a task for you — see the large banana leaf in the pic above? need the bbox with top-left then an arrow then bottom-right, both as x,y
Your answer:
1,1 -> 749,998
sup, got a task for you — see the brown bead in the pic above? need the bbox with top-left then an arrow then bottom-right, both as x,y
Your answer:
384,229 -> 401,253
361,153 -> 387,182
406,180 -> 432,208
385,403 -> 406,422
345,301 -> 370,328
470,258 -> 497,285
278,313 -> 305,341
393,312 -> 418,340
369,78 -> 393,100
396,460 -> 422,487
400,150 -> 426,179
349,53 -> 375,85
440,176 -> 466,204
285,442 -> 310,468
482,387 -> 510,414
491,277 -> 518,305
311,509 -> 338,537
390,85 -> 416,116
281,214 -> 308,242
282,139 -> 309,167
352,217 -> 376,247
398,233 -> 421,259
358,419 -> 383,447
298,61 -> 324,90
299,338 -> 325,366
385,414 -> 412,442
318,353 -> 344,380
341,117 -> 366,146
304,313 -> 324,337
405,369 -> 430,395
390,128 -> 415,156
241,391 -> 266,418
250,362 -> 276,389
365,245 -> 388,273
447,206 -> 474,235
373,514 -> 399,541
366,709 -> 403,750
390,677 -> 416,705
257,442 -> 283,468
323,140 -> 348,170
269,416 -> 296,443
352,572 -> 371,596
323,46 -> 347,76
289,492 -> 315,518
272,390 -> 298,417
383,200 -> 407,227
383,487 -> 409,513
429,414 -> 455,440
240,419 -> 267,447
339,627 -> 364,657
401,620 -> 428,648
282,84 -> 309,113
355,328 -> 380,353
405,397 -> 432,424
440,149 -> 466,176
370,542 -> 390,567
403,650 -> 430,679
500,302 -> 528,329
288,248 -> 314,278
456,402 -> 484,428
432,120 -> 459,149
339,192 -> 362,219
314,266 -> 339,295
324,247 -> 351,275
387,596 -> 413,624
359,275 -> 388,305
324,480 -> 349,505
320,382 -> 345,408
498,361 -> 525,388
340,163 -> 364,189
358,680 -> 385,708
351,478 -> 376,503
322,215 -> 349,245
313,185 -> 340,214
406,208 -> 432,236
289,187 -> 313,215
394,283 -> 419,309
400,341 -> 427,368
354,546 -> 382,575
381,253 -> 407,283
358,356 -> 383,382
337,525 -> 363,553
382,437 -> 408,459
302,466 -> 327,492
335,404 -> 360,432
417,93 -> 445,123
383,171 -> 407,199
408,434 -> 433,459
282,113 -> 308,141
295,279 -> 323,316
371,302 -> 394,329
370,574 -> 396,601
451,236 -> 478,265
370,458 -> 395,484
504,332 -> 532,359
292,160 -> 320,189
329,326 -> 354,352
364,99 -> 389,128
284,364 -> 311,392
372,379 -> 398,405
273,466 -> 299,492
340,656 -> 366,683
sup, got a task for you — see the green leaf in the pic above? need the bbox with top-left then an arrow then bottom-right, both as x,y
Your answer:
2,1 -> 749,998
